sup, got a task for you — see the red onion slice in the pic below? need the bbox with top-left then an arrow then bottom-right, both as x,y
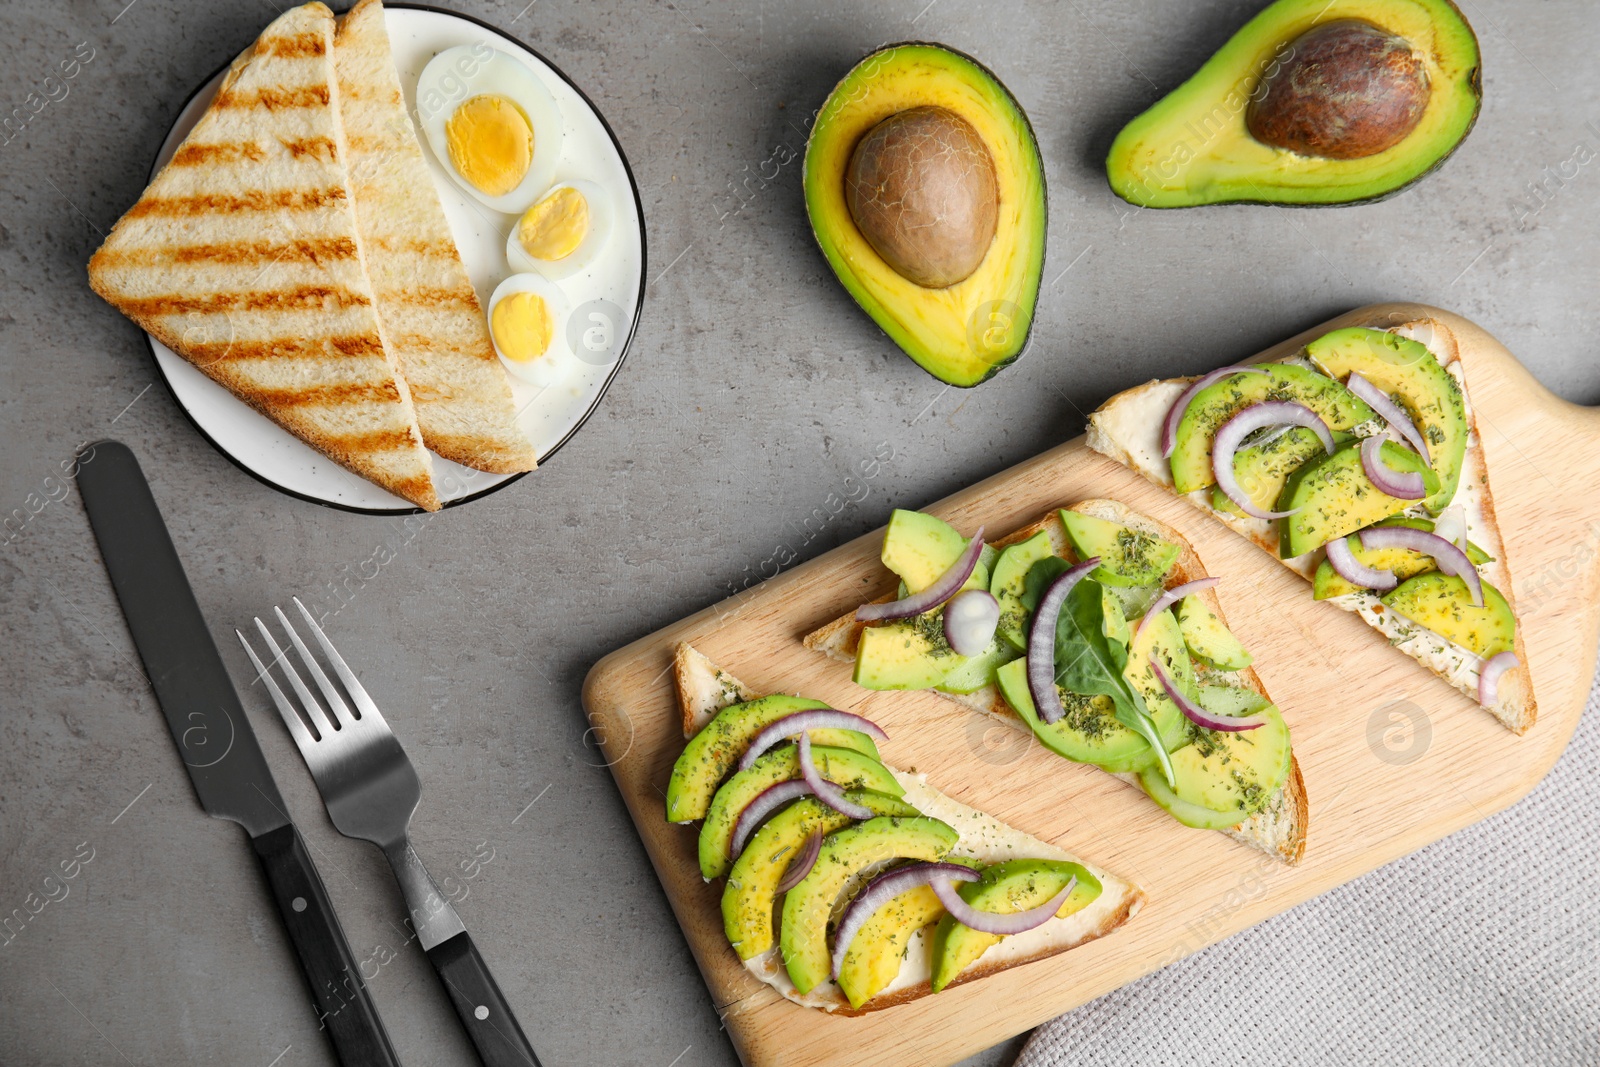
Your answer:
1151,658 -> 1267,732
798,733 -> 873,820
1359,526 -> 1483,607
1161,366 -> 1269,458
1136,577 -> 1220,641
774,826 -> 824,895
730,779 -> 812,859
1324,535 -> 1398,592
1027,559 -> 1101,725
1212,402 -> 1334,519
1360,436 -> 1426,500
944,589 -> 1000,655
830,862 -> 982,979
930,872 -> 1077,937
737,709 -> 890,772
856,526 -> 986,623
1477,651 -> 1519,707
1345,373 -> 1430,463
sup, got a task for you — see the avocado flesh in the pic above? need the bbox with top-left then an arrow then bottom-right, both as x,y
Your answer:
721,790 -> 918,961
805,44 -> 1046,386
1142,689 -> 1291,820
1312,516 -> 1492,599
698,745 -> 902,879
666,695 -> 882,823
781,816 -> 959,994
880,509 -> 988,594
1171,364 -> 1376,494
1211,427 -> 1355,515
1175,594 -> 1254,670
1106,0 -> 1481,207
1059,509 -> 1181,588
992,530 -> 1056,650
1278,439 -> 1439,558
1306,326 -> 1469,512
929,860 -> 1101,993
835,855 -> 982,1008
1381,572 -> 1514,658
935,638 -> 1017,694
855,611 -> 968,690
996,610 -> 1190,773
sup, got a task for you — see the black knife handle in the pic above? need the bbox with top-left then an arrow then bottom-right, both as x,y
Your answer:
252,825 -> 402,1067
426,932 -> 541,1067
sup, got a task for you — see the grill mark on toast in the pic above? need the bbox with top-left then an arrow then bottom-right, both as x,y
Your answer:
93,236 -> 357,267
119,285 -> 371,317
368,237 -> 460,259
385,286 -> 479,310
124,188 -> 347,217
327,428 -> 423,454
283,136 -> 338,160
262,32 -> 326,58
252,381 -> 401,408
186,333 -> 384,362
215,84 -> 331,110
172,141 -> 267,166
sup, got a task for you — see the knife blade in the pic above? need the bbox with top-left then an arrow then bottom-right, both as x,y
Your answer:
77,440 -> 402,1067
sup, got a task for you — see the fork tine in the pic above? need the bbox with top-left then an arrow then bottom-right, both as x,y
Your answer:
293,597 -> 387,727
274,605 -> 358,729
237,626 -> 322,751
254,615 -> 338,737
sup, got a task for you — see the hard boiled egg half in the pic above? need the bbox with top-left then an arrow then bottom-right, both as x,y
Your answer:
486,273 -> 574,387
416,44 -> 562,214
505,179 -> 615,279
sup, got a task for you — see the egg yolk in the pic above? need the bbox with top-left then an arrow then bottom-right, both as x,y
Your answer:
516,186 -> 590,261
445,95 -> 533,198
491,291 -> 555,363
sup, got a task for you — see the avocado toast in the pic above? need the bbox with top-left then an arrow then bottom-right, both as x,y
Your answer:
1085,316 -> 1533,733
668,645 -> 1143,1014
805,500 -> 1308,865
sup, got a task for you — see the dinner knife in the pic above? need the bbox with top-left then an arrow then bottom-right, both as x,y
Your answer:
76,440 -> 402,1067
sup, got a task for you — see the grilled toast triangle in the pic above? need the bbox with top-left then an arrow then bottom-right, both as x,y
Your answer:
335,0 -> 538,474
87,2 -> 441,510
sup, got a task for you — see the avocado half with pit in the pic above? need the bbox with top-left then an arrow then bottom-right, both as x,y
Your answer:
804,43 -> 1047,386
1107,0 -> 1481,207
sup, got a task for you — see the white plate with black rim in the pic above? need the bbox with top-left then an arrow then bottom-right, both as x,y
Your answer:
145,3 -> 646,513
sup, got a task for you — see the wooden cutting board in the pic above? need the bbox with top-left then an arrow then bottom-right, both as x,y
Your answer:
582,303 -> 1600,1067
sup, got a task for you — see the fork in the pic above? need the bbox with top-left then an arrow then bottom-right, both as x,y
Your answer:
239,599 -> 541,1067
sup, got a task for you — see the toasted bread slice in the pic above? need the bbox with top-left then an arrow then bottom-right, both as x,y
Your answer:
334,0 -> 538,474
673,643 -> 1144,1015
804,500 -> 1309,865
88,3 -> 439,510
1086,317 -> 1534,733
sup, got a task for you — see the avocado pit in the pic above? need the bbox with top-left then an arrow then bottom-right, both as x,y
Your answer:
845,106 -> 999,289
1247,19 -> 1430,160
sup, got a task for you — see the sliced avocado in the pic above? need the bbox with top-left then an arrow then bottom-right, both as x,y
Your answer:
1278,439 -> 1439,557
1146,689 -> 1290,820
721,790 -> 918,961
698,745 -> 902,880
1107,0 -> 1481,207
781,816 -> 959,994
1171,364 -> 1376,494
1211,427 -> 1355,515
1381,572 -> 1514,658
991,530 -> 1056,650
854,610 -> 968,690
929,860 -> 1101,993
805,44 -> 1046,387
935,638 -> 1018,695
834,855 -> 982,1008
1312,516 -> 1492,599
1175,594 -> 1253,670
996,613 -> 1188,773
1306,327 -> 1469,512
880,510 -> 987,593
1139,763 -> 1250,829
1101,584 -> 1132,646
665,695 -> 882,823
1059,510 -> 1180,588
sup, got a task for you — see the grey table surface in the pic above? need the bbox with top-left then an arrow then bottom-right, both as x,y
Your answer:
1,1 -> 1596,1065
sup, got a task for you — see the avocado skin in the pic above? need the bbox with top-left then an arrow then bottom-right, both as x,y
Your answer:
1105,0 -> 1482,208
804,42 -> 1047,386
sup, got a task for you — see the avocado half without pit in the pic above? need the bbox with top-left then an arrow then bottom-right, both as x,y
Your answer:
1107,0 -> 1481,207
805,43 -> 1047,387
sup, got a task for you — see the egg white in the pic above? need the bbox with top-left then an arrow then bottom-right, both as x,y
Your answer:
505,179 -> 615,280
486,272 -> 575,388
415,44 -> 563,214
